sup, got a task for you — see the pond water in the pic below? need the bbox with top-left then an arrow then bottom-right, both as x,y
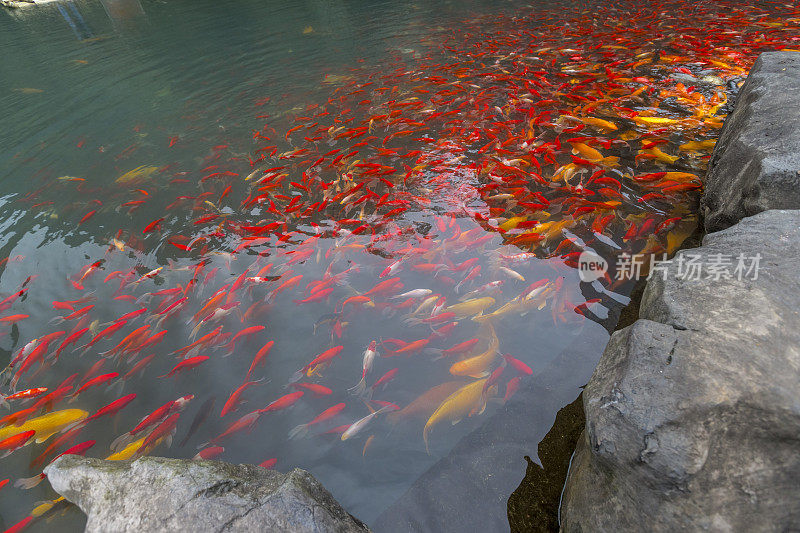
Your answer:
1,0 -> 798,531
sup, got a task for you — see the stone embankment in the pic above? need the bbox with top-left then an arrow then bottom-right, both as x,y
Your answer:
560,51 -> 800,531
1,0 -> 57,8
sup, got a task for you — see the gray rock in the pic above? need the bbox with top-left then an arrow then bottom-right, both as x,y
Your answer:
701,52 -> 800,233
44,455 -> 370,533
561,210 -> 800,532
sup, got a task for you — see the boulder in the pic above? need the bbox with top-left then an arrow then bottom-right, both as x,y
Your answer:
701,52 -> 800,233
44,455 -> 369,533
561,210 -> 800,532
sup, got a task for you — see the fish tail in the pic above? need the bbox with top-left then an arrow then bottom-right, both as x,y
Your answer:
423,348 -> 445,361
110,432 -> 135,452
48,316 -> 65,326
347,377 -> 367,396
288,424 -> 308,440
188,323 -> 202,342
423,424 -> 431,455
15,473 -> 46,490
342,283 -> 361,296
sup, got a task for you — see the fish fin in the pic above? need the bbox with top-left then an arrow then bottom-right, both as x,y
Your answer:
451,418 -> 462,426
165,433 -> 173,448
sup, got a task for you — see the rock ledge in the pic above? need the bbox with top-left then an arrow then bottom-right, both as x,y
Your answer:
45,455 -> 370,533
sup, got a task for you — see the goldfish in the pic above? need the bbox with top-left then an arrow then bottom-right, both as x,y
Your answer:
386,381 -> 467,425
423,378 -> 489,453
289,402 -> 346,439
449,325 -> 500,378
0,430 -> 36,457
348,341 -> 378,396
0,409 -> 89,445
444,297 -> 495,318
220,380 -> 263,417
116,165 -> 159,184
341,404 -> 397,441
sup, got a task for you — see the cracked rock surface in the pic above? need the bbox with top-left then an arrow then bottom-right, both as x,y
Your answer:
44,455 -> 370,533
701,52 -> 800,233
560,210 -> 800,532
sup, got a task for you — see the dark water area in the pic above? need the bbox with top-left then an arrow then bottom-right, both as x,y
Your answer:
1,0 -> 799,531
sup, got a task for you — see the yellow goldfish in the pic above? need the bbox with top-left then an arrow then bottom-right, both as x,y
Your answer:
0,409 -> 88,444
498,216 -> 528,231
32,497 -> 65,517
449,326 -> 499,378
662,171 -> 699,182
106,437 -> 146,461
116,165 -> 158,184
445,297 -> 495,318
581,116 -> 618,131
423,378 -> 489,453
633,116 -> 680,126
679,140 -> 716,151
638,146 -> 679,164
570,143 -> 619,167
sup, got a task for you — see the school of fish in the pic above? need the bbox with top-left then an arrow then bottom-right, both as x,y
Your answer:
2,0 -> 799,529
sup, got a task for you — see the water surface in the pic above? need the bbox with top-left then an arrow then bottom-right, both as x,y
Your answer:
1,1 -> 797,531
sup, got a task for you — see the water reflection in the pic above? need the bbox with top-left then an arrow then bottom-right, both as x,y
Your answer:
99,0 -> 145,26
56,2 -> 95,40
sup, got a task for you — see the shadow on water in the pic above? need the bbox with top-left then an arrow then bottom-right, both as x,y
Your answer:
507,393 -> 584,533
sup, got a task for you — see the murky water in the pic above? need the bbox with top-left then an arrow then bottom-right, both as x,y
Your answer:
1,0 -> 798,531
